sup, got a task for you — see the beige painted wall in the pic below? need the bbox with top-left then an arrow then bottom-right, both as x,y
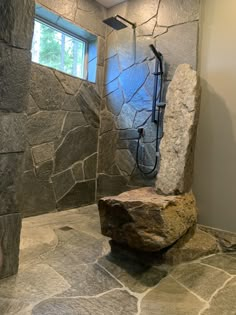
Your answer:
194,0 -> 236,232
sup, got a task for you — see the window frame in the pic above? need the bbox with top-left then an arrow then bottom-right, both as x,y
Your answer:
33,15 -> 89,80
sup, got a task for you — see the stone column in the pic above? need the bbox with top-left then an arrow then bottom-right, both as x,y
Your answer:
156,64 -> 201,195
0,0 -> 34,278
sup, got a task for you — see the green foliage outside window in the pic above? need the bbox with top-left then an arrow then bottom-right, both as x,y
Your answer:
32,20 -> 86,79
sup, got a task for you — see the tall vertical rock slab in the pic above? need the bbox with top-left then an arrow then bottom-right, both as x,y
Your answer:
0,0 -> 34,278
156,64 -> 200,195
97,0 -> 200,196
0,214 -> 22,279
0,0 -> 35,49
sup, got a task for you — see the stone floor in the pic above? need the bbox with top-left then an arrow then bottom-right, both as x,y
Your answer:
0,205 -> 235,315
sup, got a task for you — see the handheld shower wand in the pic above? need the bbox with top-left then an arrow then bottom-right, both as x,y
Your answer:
136,45 -> 166,176
149,44 -> 165,123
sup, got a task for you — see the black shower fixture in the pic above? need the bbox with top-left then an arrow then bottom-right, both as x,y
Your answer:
136,44 -> 166,176
149,44 -> 165,123
103,15 -> 136,30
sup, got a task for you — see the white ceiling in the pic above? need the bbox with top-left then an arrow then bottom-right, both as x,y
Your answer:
96,0 -> 126,8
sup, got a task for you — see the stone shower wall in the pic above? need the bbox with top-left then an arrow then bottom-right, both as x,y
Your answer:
21,64 -> 101,216
19,0 -> 201,216
36,0 -> 106,97
0,0 -> 34,278
20,0 -> 106,217
97,0 -> 200,198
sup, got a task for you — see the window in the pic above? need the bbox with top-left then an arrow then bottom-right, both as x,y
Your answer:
31,5 -> 98,82
32,19 -> 86,79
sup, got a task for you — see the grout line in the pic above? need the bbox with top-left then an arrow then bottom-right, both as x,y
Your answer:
169,275 -> 207,304
200,262 -> 233,277
206,275 -> 234,303
136,287 -> 156,315
60,111 -> 68,135
52,287 -> 127,300
96,261 -> 140,299
95,259 -> 171,315
158,19 -> 199,29
136,275 -> 172,315
199,253 -> 218,261
53,70 -> 69,94
54,181 -> 76,203
198,276 -> 234,315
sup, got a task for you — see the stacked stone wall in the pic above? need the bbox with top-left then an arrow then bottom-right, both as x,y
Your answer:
97,0 -> 200,197
20,0 -> 106,216
22,64 -> 101,216
15,0 -> 200,217
0,0 -> 35,278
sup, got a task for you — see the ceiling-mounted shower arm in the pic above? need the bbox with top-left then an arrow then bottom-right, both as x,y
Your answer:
115,15 -> 136,29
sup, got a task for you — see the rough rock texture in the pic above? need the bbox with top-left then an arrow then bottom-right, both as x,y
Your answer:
140,276 -> 205,315
26,111 -> 65,146
77,82 -> 100,128
163,228 -> 218,265
0,154 -> 23,216
0,214 -> 22,279
115,149 -> 136,176
72,162 -> 84,181
30,64 -> 65,110
98,254 -> 167,294
84,153 -> 97,180
156,64 -> 201,195
156,22 -> 198,80
199,225 -> 236,252
35,160 -> 53,180
21,0 -> 106,216
0,114 -> 25,153
127,0 -> 160,26
171,262 -> 230,301
57,180 -> 96,210
201,278 -> 236,315
54,126 -> 98,173
119,63 -> 149,103
98,0 -> 200,197
23,65 -> 101,216
20,171 -> 56,217
31,143 -> 54,165
33,290 -> 137,315
51,169 -> 75,201
0,0 -> 34,279
62,112 -> 87,135
158,0 -> 199,27
18,0 -> 200,215
202,254 -> 236,275
98,187 -> 198,251
105,55 -> 120,85
75,0 -> 106,37
97,174 -> 128,200
109,227 -> 219,268
0,0 -> 35,49
0,43 -> 31,112
106,89 -> 124,116
0,210 -> 233,314
98,131 -> 118,174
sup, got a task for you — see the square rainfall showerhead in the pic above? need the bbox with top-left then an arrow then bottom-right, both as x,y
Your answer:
103,16 -> 128,30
